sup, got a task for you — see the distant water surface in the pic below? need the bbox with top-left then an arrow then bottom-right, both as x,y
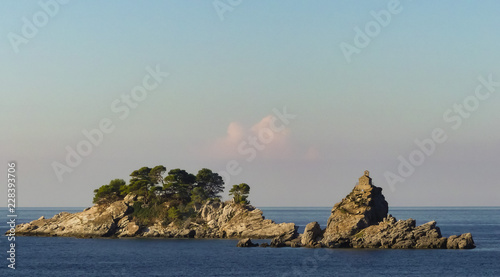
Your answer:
1,207 -> 499,276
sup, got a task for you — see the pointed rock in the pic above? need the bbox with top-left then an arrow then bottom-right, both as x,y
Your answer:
322,173 -> 388,244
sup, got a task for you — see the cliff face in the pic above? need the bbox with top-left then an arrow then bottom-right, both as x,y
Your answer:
14,197 -> 297,240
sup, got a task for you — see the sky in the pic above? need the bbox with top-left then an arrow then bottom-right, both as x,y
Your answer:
1,0 -> 499,207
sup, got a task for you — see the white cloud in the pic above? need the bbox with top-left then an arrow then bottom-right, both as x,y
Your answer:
205,115 -> 292,160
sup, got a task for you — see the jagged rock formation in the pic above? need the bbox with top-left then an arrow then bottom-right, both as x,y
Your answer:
322,171 -> 388,246
288,171 -> 475,249
196,201 -> 297,239
350,217 -> 449,249
14,198 -> 297,240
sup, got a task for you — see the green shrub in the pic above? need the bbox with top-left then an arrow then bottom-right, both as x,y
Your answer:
131,201 -> 166,226
167,207 -> 181,220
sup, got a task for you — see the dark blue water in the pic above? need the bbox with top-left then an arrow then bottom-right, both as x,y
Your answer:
1,207 -> 499,276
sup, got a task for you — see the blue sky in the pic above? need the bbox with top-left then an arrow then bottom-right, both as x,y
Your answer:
1,0 -> 499,207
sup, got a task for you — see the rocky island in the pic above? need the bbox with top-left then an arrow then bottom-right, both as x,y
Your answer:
15,195 -> 296,240
14,167 -> 475,249
15,166 -> 297,240
253,170 -> 475,249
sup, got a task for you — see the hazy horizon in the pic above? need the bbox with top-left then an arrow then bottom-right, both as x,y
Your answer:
2,1 -> 500,207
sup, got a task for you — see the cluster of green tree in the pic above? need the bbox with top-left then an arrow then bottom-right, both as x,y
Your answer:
93,166 -> 226,204
93,166 -> 251,225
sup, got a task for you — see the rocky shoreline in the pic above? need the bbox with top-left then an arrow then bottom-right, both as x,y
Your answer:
14,193 -> 297,240
14,171 -> 475,249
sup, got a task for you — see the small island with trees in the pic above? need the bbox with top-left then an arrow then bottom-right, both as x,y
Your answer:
92,165 -> 251,227
15,165 -> 295,240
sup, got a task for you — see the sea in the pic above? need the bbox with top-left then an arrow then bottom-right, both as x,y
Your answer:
0,207 -> 499,277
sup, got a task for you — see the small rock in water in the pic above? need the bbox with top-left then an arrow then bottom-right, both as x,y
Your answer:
237,238 -> 258,247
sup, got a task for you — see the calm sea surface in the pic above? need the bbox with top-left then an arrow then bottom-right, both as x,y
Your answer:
1,207 -> 499,276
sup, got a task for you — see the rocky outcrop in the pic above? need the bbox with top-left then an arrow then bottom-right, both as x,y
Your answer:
115,216 -> 141,237
274,171 -> 475,250
447,233 -> 475,249
237,238 -> 258,247
15,201 -> 130,238
301,221 -> 322,247
196,201 -> 297,239
133,201 -> 297,239
14,198 -> 296,241
322,178 -> 388,244
349,216 -> 448,249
